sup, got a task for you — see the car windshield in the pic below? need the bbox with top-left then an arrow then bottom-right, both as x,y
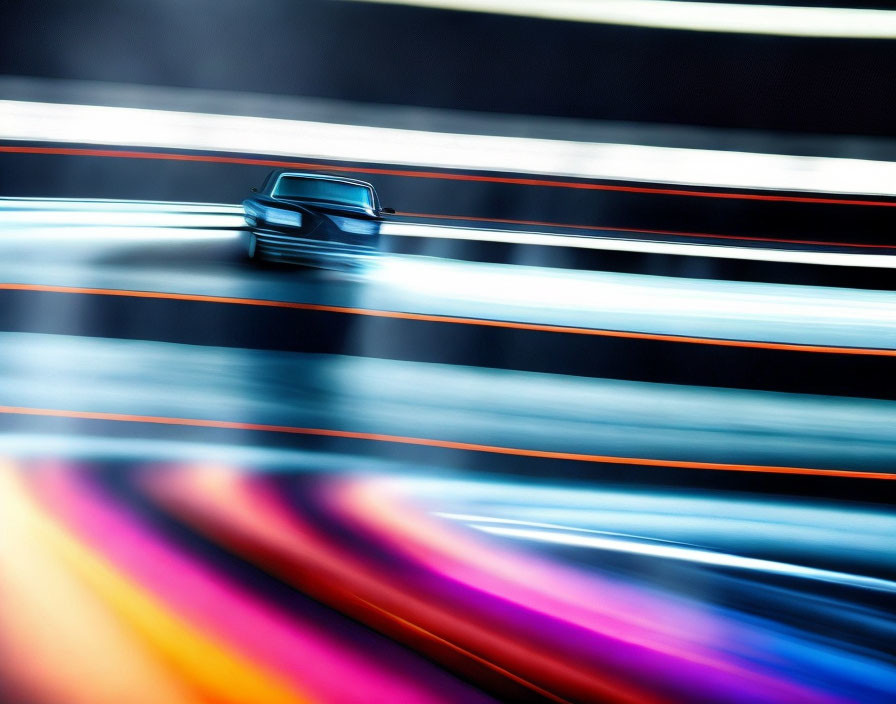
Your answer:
273,176 -> 373,208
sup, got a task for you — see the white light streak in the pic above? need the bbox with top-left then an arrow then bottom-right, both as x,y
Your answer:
473,524 -> 896,592
435,512 -> 701,546
4,100 -> 896,197
0,227 -> 239,243
0,197 -> 241,213
348,0 -> 896,38
382,222 -> 896,269
0,209 -> 243,229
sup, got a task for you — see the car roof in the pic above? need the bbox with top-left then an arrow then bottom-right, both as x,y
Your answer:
261,169 -> 375,192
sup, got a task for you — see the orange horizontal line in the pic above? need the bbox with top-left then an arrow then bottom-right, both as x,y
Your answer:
1,281 -> 893,357
0,405 -> 891,481
3,145 -> 896,208
393,211 -> 896,251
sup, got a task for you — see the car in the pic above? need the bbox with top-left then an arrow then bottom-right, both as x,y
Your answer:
242,170 -> 394,267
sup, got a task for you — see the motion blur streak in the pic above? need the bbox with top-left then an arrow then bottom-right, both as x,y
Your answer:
382,222 -> 896,268
349,0 -> 896,38
3,279 -> 895,356
5,102 -> 896,196
0,208 -> 241,230
3,1 -> 895,702
472,526 -> 896,592
137,465 -> 895,703
0,467 -> 200,704
1,405 -> 893,480
2,454 -> 895,703
6,145 -> 896,207
0,468 -> 310,704
5,220 -> 896,349
18,194 -> 896,251
392,211 -> 896,251
5,200 -> 896,355
0,463 -> 495,704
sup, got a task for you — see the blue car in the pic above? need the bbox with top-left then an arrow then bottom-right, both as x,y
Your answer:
242,170 -> 393,266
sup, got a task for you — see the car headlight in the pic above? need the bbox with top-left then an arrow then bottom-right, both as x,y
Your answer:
328,215 -> 379,235
264,208 -> 302,227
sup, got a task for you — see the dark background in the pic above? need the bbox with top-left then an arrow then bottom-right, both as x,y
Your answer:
3,0 -> 895,136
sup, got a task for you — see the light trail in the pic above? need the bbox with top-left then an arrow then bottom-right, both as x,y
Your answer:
4,101 -> 896,197
472,524 -> 896,593
3,200 -> 896,350
348,0 -> 896,38
1,280 -> 894,356
392,211 -> 896,251
0,404 -> 893,480
383,221 -> 896,268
